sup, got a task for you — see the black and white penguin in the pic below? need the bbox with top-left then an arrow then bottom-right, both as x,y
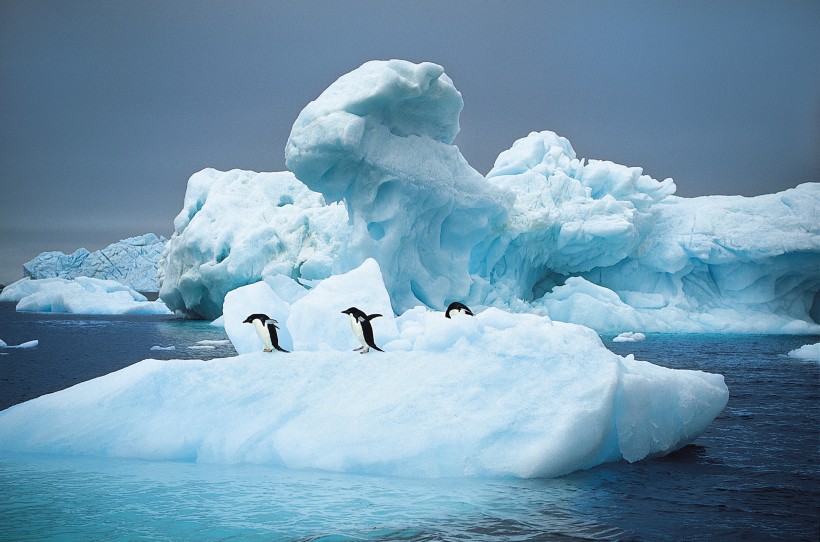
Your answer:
445,301 -> 474,319
243,313 -> 289,352
341,307 -> 383,353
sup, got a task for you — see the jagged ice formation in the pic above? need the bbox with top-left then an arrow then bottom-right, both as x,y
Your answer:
23,233 -> 166,292
157,59 -> 819,333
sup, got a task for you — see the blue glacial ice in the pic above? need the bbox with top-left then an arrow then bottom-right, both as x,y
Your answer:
158,59 -> 818,333
23,233 -> 167,292
285,59 -> 511,313
158,169 -> 348,319
0,260 -> 729,478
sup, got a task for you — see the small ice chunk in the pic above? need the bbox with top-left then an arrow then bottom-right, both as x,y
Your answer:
613,332 -> 646,343
787,342 -> 820,361
0,340 -> 39,349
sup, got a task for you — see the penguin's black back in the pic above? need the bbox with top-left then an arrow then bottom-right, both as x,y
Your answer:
445,302 -> 474,318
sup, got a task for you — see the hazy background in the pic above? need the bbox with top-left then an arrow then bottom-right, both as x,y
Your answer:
1,0 -> 818,286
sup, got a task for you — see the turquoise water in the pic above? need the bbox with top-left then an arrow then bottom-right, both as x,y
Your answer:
0,304 -> 818,540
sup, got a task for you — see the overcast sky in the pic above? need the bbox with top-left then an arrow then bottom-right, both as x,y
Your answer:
1,0 -> 818,285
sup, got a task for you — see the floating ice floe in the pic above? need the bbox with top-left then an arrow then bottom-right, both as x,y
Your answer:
613,332 -> 647,343
149,346 -> 176,351
0,259 -> 728,479
786,343 -> 820,362
0,339 -> 38,349
0,277 -> 172,315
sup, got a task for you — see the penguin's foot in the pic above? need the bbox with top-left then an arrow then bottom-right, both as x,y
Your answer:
353,346 -> 364,351
263,348 -> 273,352
359,347 -> 370,354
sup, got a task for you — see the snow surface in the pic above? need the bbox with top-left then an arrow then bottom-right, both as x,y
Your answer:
0,259 -> 728,479
158,59 -> 819,334
787,343 -> 820,362
0,277 -> 171,315
23,234 -> 166,292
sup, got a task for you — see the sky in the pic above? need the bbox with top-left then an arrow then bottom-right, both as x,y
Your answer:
0,0 -> 818,286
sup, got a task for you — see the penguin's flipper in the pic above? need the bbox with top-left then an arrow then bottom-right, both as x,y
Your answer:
367,313 -> 383,321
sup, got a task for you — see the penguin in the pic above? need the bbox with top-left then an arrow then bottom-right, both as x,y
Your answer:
341,307 -> 383,353
243,313 -> 289,352
445,301 -> 474,319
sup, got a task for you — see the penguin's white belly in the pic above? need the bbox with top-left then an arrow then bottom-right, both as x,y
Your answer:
253,319 -> 274,350
348,314 -> 367,347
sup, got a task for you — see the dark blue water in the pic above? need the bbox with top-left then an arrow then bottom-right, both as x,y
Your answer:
1,303 -> 818,541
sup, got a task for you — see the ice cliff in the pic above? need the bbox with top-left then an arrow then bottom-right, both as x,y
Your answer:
158,59 -> 819,333
23,234 -> 166,292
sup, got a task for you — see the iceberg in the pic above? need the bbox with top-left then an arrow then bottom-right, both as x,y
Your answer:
0,339 -> 38,349
0,260 -> 728,479
787,343 -> 819,362
613,332 -> 646,343
158,169 -> 348,320
23,234 -> 166,292
156,59 -> 818,335
0,277 -> 171,315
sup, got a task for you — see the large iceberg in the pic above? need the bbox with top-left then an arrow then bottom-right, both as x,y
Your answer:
0,260 -> 728,478
23,234 -> 167,292
156,59 -> 819,334
0,276 -> 171,315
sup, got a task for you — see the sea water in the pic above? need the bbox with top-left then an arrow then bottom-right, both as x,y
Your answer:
0,302 -> 818,541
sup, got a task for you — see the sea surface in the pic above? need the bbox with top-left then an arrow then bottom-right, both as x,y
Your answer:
0,302 -> 818,541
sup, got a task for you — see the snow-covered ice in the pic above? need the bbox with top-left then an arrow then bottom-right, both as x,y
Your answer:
223,259 -> 396,354
0,260 -> 728,478
0,277 -> 172,315
23,234 -> 166,292
787,343 -> 820,362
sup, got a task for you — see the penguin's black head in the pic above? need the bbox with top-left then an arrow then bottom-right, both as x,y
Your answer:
342,307 -> 364,317
243,313 -> 270,324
